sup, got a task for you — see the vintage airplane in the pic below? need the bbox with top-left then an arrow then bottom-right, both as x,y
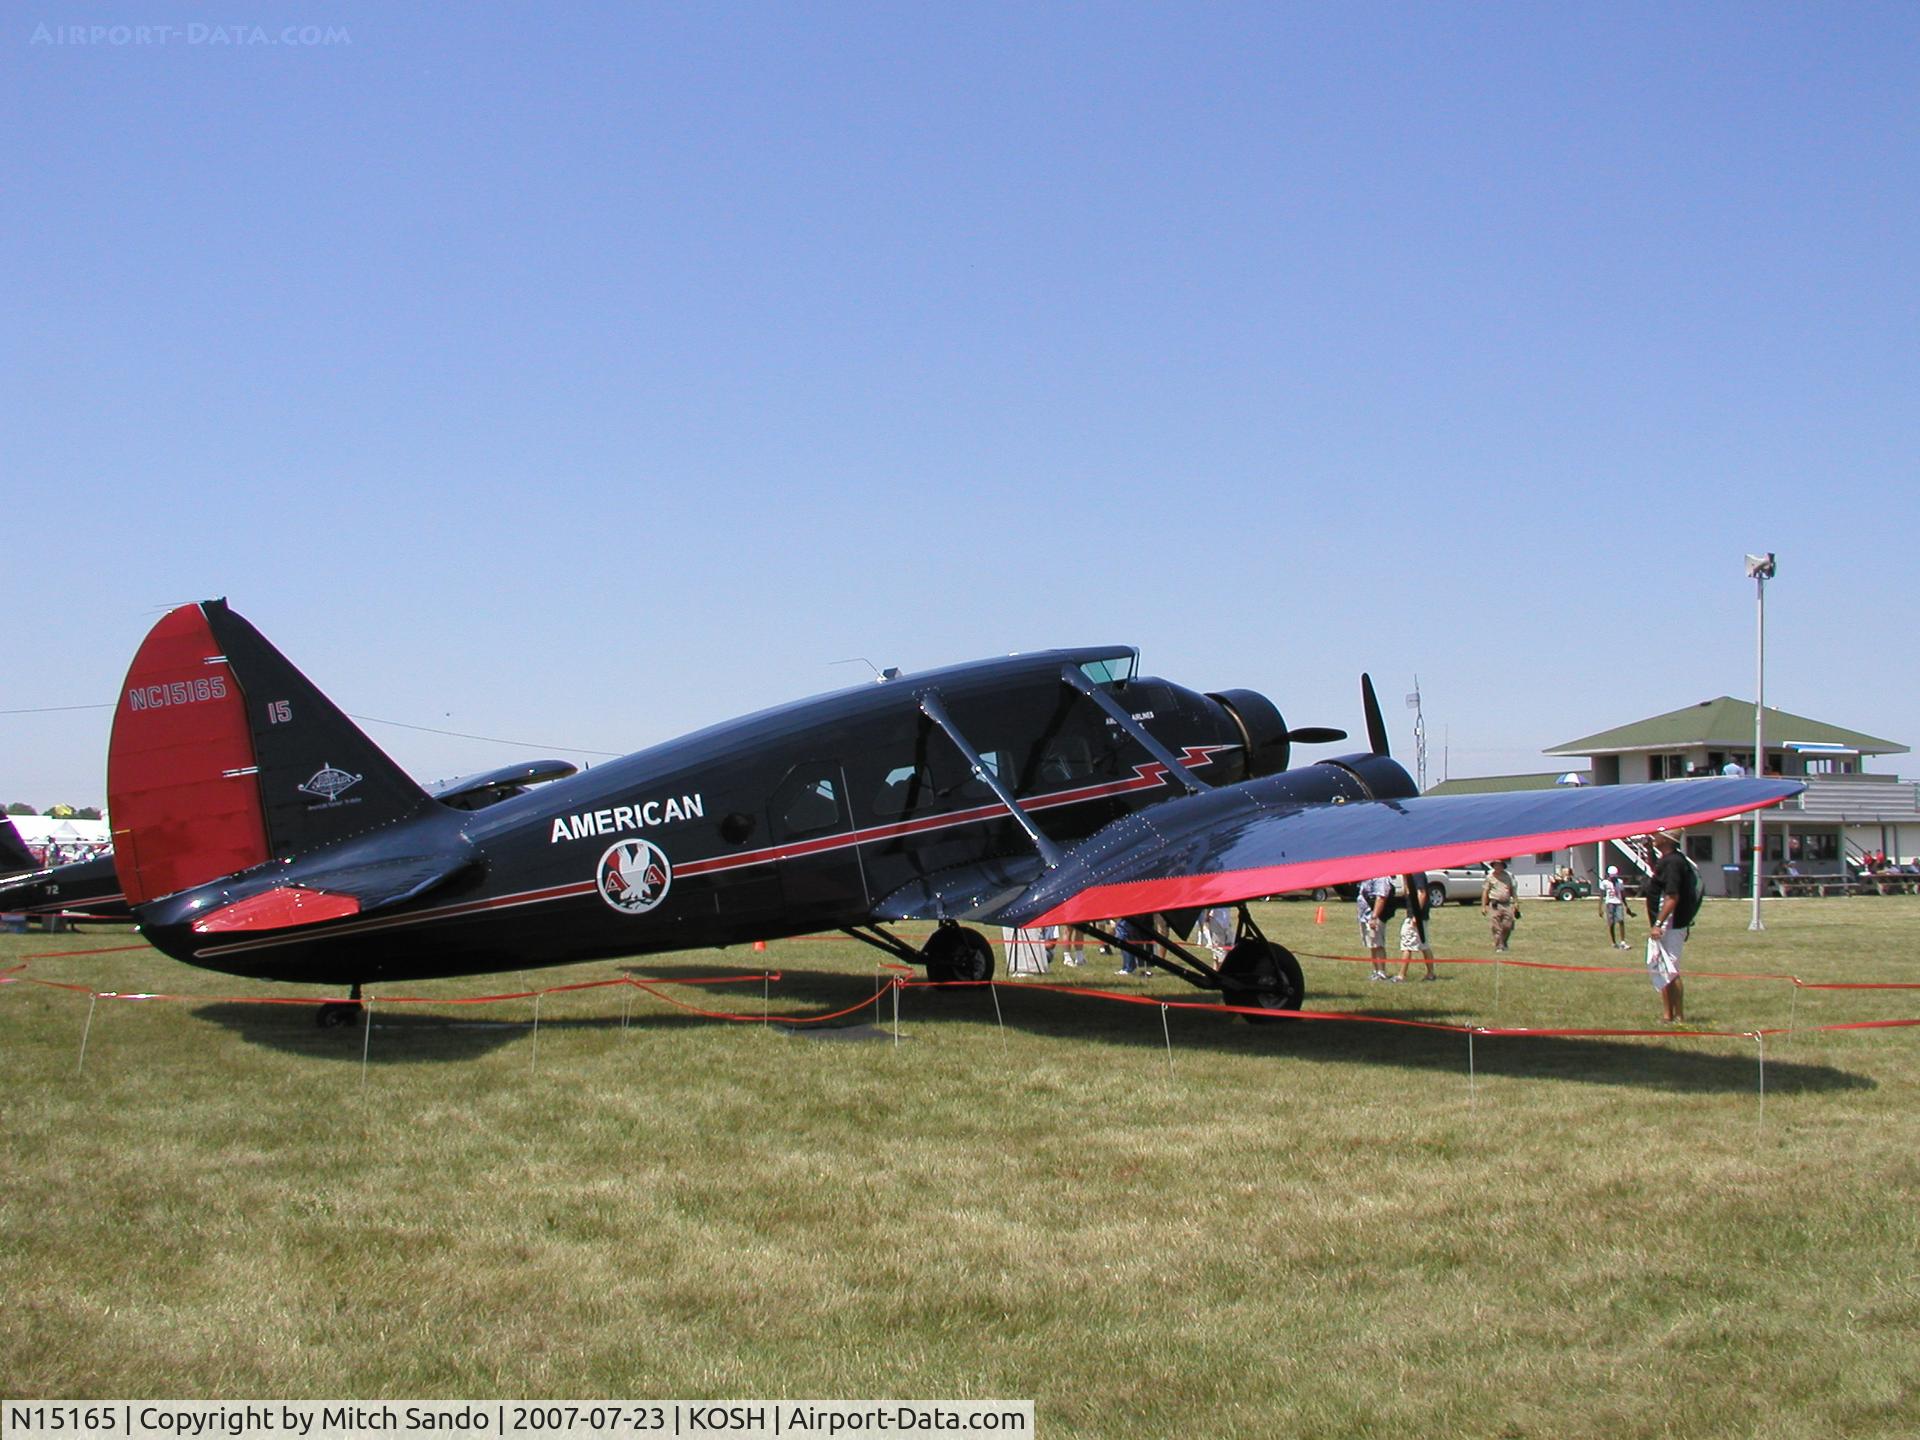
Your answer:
106,599 -> 1801,1026
0,818 -> 40,879
0,819 -> 133,923
0,853 -> 133,924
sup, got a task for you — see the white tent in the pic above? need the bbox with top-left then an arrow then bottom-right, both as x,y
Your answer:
5,815 -> 110,849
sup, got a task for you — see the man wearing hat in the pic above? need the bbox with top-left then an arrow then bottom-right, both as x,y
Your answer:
1643,829 -> 1700,1023
1598,864 -> 1635,949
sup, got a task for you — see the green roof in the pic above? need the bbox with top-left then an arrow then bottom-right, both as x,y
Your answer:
1425,771 -> 1588,797
1546,698 -> 1905,758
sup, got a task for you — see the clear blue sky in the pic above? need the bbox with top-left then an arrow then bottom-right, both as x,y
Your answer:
5,2 -> 1917,809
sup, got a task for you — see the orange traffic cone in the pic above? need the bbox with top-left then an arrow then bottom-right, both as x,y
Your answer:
1314,906 -> 1326,925
753,939 -> 767,953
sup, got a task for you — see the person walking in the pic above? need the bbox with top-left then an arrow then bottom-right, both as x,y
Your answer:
1481,859 -> 1520,953
1598,865 -> 1635,949
1053,924 -> 1085,968
1644,830 -> 1700,1023
1398,872 -> 1437,980
1357,875 -> 1396,980
1112,916 -> 1154,977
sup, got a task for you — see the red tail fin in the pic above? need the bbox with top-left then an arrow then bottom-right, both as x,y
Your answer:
108,604 -> 271,905
109,599 -> 433,908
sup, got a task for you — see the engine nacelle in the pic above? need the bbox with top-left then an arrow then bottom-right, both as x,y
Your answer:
1208,688 -> 1293,778
1317,752 -> 1420,802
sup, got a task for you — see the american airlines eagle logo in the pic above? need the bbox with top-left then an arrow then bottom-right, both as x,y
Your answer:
597,838 -> 672,915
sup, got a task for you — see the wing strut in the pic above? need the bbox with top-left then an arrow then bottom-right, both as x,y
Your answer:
918,689 -> 1066,868
1059,665 -> 1211,795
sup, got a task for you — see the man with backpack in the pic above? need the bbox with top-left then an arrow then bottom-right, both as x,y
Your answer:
1644,829 -> 1701,1023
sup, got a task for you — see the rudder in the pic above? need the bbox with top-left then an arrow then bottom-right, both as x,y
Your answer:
109,599 -> 430,905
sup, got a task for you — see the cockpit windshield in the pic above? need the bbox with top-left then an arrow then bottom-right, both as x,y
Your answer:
1078,652 -> 1137,686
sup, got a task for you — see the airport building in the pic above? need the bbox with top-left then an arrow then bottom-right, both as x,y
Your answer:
1427,698 -> 1916,897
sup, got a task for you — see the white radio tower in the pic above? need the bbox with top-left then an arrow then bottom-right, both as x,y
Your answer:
1406,679 -> 1427,794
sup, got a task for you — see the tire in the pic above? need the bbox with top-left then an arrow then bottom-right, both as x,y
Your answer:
921,925 -> 995,984
1426,882 -> 1448,908
1553,883 -> 1576,901
1219,938 -> 1306,1024
1311,887 -> 1332,902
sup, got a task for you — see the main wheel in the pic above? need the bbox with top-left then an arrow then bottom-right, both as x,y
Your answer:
921,925 -> 995,984
316,1001 -> 363,1029
1218,938 -> 1305,1024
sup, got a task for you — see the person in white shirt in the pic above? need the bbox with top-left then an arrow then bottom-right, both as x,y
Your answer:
1357,876 -> 1395,980
1598,865 -> 1635,949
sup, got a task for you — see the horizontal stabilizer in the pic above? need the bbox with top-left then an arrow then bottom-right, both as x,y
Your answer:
167,848 -> 478,934
1000,776 -> 1803,928
193,887 -> 361,933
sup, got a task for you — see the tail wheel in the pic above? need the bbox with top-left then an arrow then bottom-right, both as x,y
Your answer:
1219,938 -> 1305,1024
922,925 -> 995,984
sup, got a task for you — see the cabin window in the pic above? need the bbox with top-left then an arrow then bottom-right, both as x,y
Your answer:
873,763 -> 933,817
949,750 -> 1005,804
774,768 -> 844,838
871,749 -> 1007,816
1038,736 -> 1097,785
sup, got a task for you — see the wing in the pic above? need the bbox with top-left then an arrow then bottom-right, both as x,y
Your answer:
868,854 -> 1049,922
994,775 -> 1802,928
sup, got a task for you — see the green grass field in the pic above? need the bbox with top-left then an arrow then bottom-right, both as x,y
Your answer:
4,896 -> 1918,1437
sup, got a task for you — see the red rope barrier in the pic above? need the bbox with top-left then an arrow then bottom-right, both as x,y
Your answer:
8,952 -> 1918,1044
5,943 -> 150,960
913,974 -> 1920,1040
624,975 -> 898,1025
1292,948 -> 1920,991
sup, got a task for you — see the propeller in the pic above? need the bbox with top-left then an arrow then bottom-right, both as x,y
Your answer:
1361,672 -> 1390,757
1354,673 -> 1427,950
1284,724 -> 1347,746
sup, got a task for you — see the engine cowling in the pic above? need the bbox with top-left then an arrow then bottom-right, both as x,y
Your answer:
1208,689 -> 1293,779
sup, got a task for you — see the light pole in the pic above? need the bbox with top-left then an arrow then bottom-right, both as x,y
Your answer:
1746,552 -> 1777,931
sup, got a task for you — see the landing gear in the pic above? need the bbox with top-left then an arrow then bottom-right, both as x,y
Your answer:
921,923 -> 995,984
316,984 -> 365,1029
1218,937 -> 1305,1024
